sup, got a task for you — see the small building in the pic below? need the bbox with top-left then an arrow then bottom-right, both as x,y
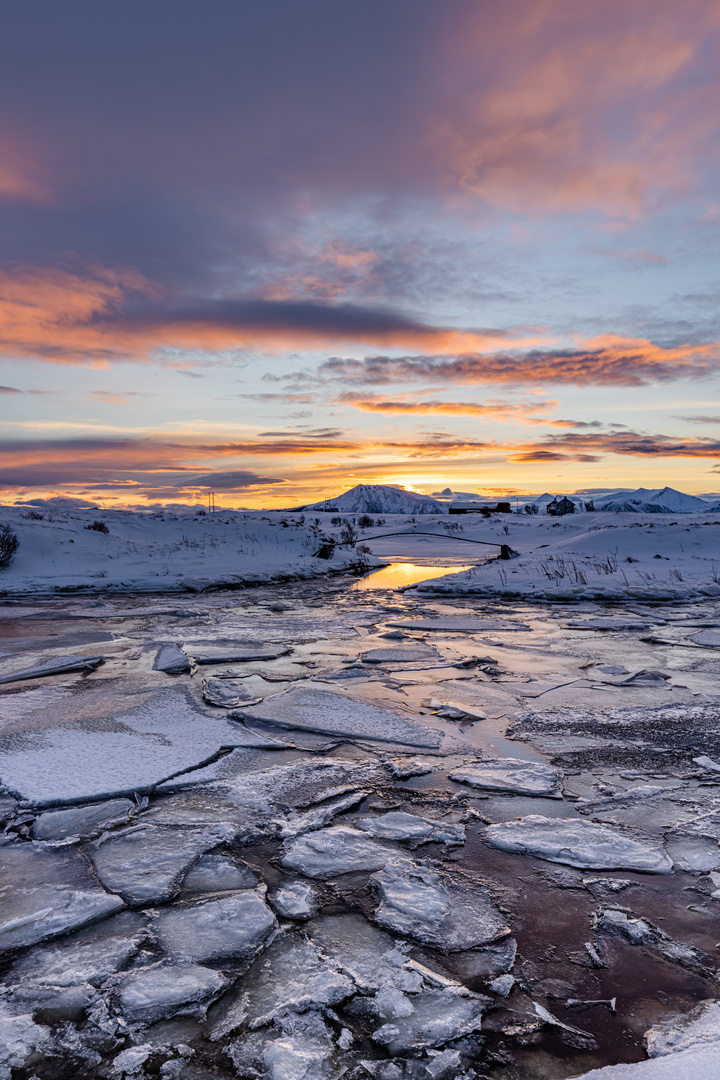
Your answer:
449,501 -> 512,515
546,496 -> 575,516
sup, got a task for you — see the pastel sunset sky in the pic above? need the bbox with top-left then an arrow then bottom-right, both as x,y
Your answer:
4,0 -> 720,507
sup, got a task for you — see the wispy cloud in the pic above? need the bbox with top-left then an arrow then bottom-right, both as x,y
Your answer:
315,336 -> 720,388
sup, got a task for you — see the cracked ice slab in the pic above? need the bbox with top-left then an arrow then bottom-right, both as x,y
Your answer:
485,815 -> 673,873
370,858 -> 510,950
349,987 -> 489,1054
0,1006 -> 52,1079
0,654 -> 104,684
115,961 -> 228,1024
450,759 -> 564,798
210,931 -> 355,1038
281,825 -> 398,878
270,882 -> 319,920
227,1011 -> 345,1080
361,644 -> 442,664
356,811 -> 465,846
8,927 -> 147,987
0,688 -> 280,806
153,888 -> 276,963
0,845 -> 124,955
236,687 -> 445,749
154,642 -> 291,671
386,618 -> 531,632
89,823 -> 233,905
33,799 -> 136,842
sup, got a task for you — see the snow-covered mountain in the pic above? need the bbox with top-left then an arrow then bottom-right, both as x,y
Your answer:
597,486 -> 710,513
300,484 -> 446,515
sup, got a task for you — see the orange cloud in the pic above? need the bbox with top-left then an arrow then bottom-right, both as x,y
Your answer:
337,393 -> 558,420
435,0 -> 720,214
319,334 -> 720,387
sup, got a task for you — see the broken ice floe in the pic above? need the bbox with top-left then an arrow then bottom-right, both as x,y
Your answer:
307,913 -> 424,995
178,854 -> 261,897
202,677 -> 257,707
89,824 -> 233,905
235,687 -> 445,749
597,908 -> 716,979
152,888 -> 277,962
0,1005 -> 52,1079
565,618 -> 652,631
0,688 -> 280,806
430,699 -> 487,721
386,618 -> 531,632
8,925 -> 147,988
347,986 -> 489,1054
689,629 -> 720,647
447,936 -> 517,985
485,815 -> 673,872
33,798 -> 136,842
227,1010 -> 345,1080
210,931 -> 354,1038
0,654 -> 104,684
0,844 -> 124,954
277,789 -> 370,838
114,961 -> 228,1023
645,999 -> 720,1057
155,642 -> 291,673
450,758 -> 563,797
370,857 -> 510,950
361,644 -> 442,664
270,881 -> 319,920
356,811 -> 465,846
281,825 -> 397,877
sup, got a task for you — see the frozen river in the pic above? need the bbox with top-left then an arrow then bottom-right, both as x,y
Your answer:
1,568 -> 720,1079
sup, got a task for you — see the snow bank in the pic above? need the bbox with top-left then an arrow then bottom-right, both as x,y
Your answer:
408,512 -> 720,602
0,507 -> 380,596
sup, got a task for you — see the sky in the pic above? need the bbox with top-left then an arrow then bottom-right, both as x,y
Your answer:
3,0 -> 720,509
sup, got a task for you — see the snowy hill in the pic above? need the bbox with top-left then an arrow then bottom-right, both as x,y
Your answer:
597,486 -> 710,513
300,484 -> 446,515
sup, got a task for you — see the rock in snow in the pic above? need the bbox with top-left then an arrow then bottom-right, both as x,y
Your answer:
450,759 -> 563,797
370,857 -> 510,950
484,816 -> 673,872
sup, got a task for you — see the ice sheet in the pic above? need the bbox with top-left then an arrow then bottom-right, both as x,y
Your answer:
485,816 -> 673,872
